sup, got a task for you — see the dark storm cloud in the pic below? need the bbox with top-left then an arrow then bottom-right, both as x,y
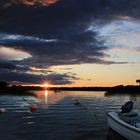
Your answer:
0,0 -> 138,36
0,60 -> 17,70
0,31 -> 116,67
0,59 -> 73,84
45,73 -> 78,85
0,60 -> 32,74
0,0 -> 139,84
0,70 -> 76,85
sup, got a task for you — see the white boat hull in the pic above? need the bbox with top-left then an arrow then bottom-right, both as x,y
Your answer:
108,112 -> 140,140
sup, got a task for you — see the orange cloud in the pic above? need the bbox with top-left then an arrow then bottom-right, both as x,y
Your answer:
30,67 -> 49,71
3,0 -> 59,7
23,0 -> 59,6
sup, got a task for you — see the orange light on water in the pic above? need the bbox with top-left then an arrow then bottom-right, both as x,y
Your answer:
45,90 -> 48,104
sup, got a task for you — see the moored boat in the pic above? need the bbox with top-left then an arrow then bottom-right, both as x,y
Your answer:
107,111 -> 140,140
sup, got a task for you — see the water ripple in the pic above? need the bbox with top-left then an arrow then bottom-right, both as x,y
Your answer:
0,91 -> 139,140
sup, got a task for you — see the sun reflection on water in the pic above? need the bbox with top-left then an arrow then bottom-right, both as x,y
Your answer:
45,90 -> 48,104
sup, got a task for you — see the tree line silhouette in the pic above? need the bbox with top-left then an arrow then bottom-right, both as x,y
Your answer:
136,79 -> 140,85
0,80 -> 140,95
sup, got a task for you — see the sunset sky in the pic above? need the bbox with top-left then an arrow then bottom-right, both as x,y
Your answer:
0,0 -> 140,87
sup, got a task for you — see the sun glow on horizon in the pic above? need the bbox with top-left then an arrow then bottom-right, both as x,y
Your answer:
43,82 -> 53,88
44,83 -> 49,87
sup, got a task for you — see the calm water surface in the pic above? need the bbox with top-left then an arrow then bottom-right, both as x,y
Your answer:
0,90 -> 140,140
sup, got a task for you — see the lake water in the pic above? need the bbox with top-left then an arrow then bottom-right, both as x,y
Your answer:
0,90 -> 140,140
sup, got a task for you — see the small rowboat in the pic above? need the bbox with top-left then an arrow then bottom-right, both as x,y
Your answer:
107,111 -> 140,140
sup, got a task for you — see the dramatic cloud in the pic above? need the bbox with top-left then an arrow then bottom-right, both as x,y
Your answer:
91,19 -> 140,49
0,33 -> 58,43
0,31 -> 119,68
21,0 -> 59,6
0,0 -> 140,85
0,46 -> 31,60
0,69 -> 76,85
0,60 -> 17,70
0,0 -> 59,8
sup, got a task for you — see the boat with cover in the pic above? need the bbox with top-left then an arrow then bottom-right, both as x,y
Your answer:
108,101 -> 140,140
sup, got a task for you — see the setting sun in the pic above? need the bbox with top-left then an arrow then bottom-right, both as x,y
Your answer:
43,83 -> 50,88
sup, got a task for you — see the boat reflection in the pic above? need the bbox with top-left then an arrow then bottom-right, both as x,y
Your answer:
107,128 -> 127,140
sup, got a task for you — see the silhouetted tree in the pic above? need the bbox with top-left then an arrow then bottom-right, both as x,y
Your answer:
0,82 -> 9,88
136,79 -> 140,85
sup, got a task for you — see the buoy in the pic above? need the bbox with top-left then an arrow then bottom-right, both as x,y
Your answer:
0,108 -> 6,113
28,104 -> 37,112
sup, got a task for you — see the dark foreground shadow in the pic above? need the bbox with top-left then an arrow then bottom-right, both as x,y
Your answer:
105,91 -> 140,97
0,88 -> 37,97
105,85 -> 140,95
107,128 -> 127,140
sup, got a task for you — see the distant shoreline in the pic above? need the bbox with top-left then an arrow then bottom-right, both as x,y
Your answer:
0,85 -> 140,95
